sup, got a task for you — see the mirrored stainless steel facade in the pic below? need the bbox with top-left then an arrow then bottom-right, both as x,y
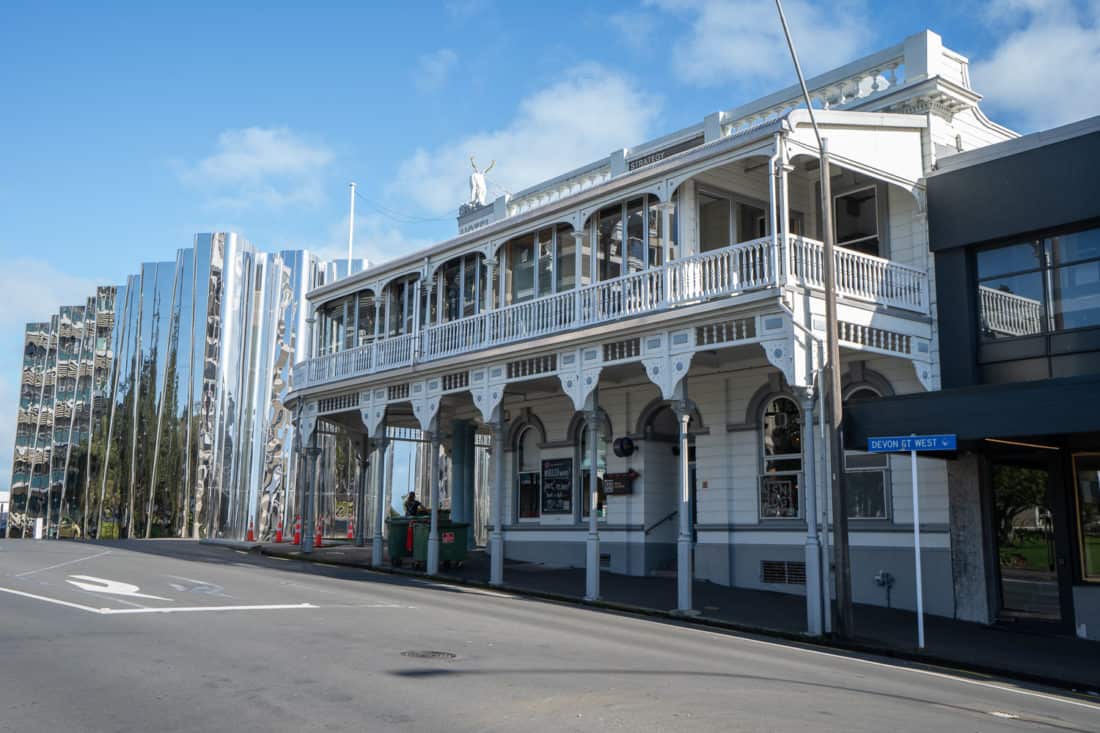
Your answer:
7,233 -> 364,541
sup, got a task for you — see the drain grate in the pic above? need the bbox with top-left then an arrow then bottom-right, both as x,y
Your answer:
401,650 -> 456,660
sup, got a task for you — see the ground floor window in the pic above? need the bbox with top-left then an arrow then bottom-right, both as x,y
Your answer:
844,386 -> 889,519
516,426 -> 540,519
1074,453 -> 1100,581
760,395 -> 801,519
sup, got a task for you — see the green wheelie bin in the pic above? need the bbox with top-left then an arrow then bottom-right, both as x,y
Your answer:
412,521 -> 471,570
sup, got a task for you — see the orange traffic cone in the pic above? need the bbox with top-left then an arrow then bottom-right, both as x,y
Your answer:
347,519 -> 354,540
315,521 -> 323,548
246,520 -> 255,542
293,515 -> 301,545
275,521 -> 284,543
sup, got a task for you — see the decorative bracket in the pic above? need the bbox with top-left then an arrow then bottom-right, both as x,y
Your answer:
557,347 -> 603,412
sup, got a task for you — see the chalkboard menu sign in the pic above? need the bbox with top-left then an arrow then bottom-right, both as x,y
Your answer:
541,458 -> 573,514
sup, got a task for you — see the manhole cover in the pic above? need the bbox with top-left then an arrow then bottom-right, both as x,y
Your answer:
401,650 -> 456,660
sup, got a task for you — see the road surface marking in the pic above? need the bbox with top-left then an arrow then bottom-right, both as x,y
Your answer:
99,603 -> 317,615
0,585 -> 107,614
681,623 -> 1100,712
14,550 -> 112,577
0,585 -> 317,615
66,575 -> 171,601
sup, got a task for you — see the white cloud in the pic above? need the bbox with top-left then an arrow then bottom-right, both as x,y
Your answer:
609,10 -> 658,51
388,64 -> 662,214
0,257 -> 103,491
645,0 -> 871,88
971,0 -> 1100,130
415,49 -> 459,92
178,126 -> 334,210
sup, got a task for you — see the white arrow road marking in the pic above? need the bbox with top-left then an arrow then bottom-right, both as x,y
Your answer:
66,575 -> 171,601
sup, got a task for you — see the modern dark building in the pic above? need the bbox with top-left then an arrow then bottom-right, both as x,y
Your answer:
847,115 -> 1100,639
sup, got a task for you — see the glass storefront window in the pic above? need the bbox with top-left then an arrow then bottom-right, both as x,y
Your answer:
1075,454 -> 1100,581
976,225 -> 1100,340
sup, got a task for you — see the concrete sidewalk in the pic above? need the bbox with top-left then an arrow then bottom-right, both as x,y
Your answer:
231,538 -> 1100,693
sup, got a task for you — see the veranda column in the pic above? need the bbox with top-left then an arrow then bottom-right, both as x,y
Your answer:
372,433 -> 388,567
675,398 -> 695,613
800,392 -> 823,636
585,391 -> 601,602
355,435 -> 368,547
489,417 -> 506,586
427,429 -> 441,575
302,438 -> 321,554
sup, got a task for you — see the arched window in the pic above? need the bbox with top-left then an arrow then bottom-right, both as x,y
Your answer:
577,417 -> 607,521
843,385 -> 890,519
760,395 -> 802,519
516,426 -> 541,520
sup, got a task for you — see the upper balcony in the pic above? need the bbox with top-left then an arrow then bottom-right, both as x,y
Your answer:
293,233 -> 928,390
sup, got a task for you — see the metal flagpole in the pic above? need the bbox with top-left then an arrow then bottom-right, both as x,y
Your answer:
775,0 -> 854,637
347,181 -> 357,277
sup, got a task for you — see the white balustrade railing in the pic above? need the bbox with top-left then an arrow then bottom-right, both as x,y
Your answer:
789,236 -> 928,312
979,285 -> 1043,337
293,234 -> 930,389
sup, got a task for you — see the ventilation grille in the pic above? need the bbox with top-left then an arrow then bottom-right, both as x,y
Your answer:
603,338 -> 640,362
318,392 -> 359,413
696,317 -> 756,346
387,383 -> 410,401
838,321 -> 911,355
441,371 -> 469,392
760,560 -> 806,585
507,354 -> 557,379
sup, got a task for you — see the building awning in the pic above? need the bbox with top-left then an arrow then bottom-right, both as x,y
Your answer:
843,373 -> 1100,449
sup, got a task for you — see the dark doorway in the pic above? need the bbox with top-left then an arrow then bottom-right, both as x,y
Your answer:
991,461 -> 1061,620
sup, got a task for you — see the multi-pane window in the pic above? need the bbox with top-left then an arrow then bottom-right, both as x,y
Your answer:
977,226 -> 1100,340
834,186 -> 879,256
760,396 -> 802,519
505,225 -> 575,304
844,387 -> 890,519
594,196 -> 668,278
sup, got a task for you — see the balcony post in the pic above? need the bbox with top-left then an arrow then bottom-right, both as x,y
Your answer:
489,416 -> 506,586
799,390 -> 823,636
572,231 -> 588,325
655,202 -> 676,305
674,394 -> 696,615
372,432 -> 388,567
484,258 -> 497,346
769,133 -> 782,286
584,390 -> 601,602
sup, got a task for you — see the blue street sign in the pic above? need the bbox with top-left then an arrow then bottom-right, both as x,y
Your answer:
867,434 -> 957,453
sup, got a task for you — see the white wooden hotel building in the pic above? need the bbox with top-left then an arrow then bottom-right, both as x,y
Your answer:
287,31 -> 1017,625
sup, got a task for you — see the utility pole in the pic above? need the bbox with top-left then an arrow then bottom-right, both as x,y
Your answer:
347,181 -> 357,277
775,0 -> 854,637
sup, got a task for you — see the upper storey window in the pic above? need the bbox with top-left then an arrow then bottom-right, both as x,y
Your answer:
595,195 -> 667,280
505,225 -> 576,305
834,186 -> 879,256
976,225 -> 1100,340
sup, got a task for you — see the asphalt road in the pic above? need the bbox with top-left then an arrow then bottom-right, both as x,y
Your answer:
1,540 -> 1097,732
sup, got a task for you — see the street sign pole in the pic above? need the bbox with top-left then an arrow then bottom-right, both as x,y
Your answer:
910,444 -> 924,649
867,433 -> 955,650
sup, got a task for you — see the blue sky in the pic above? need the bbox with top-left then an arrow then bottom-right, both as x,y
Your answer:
2,0 -> 1099,489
